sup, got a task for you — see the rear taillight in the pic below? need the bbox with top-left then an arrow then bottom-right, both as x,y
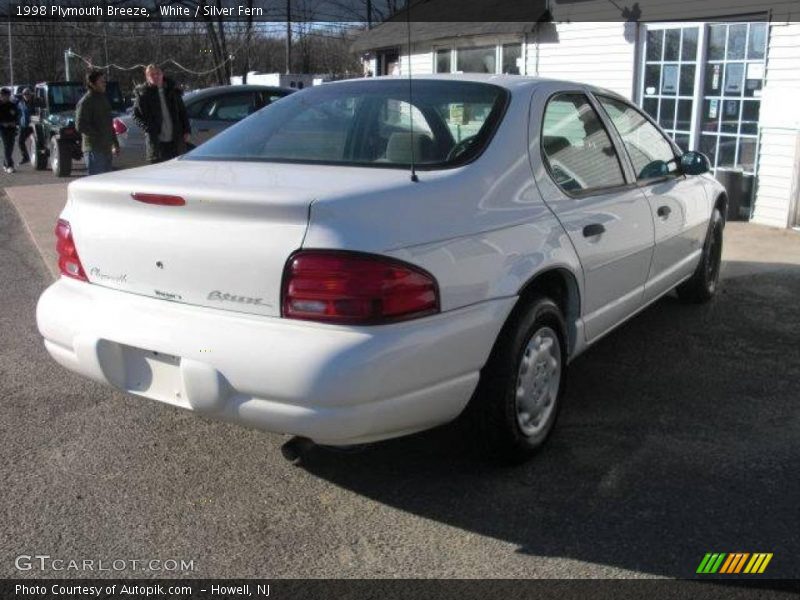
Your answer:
55,219 -> 88,281
131,192 -> 185,206
282,251 -> 439,325
112,118 -> 128,135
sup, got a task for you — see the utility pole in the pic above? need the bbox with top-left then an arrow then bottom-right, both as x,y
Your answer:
366,0 -> 372,29
103,22 -> 110,77
7,21 -> 13,85
285,0 -> 292,74
64,48 -> 72,81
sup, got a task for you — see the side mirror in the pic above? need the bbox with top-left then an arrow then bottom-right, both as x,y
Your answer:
680,151 -> 710,176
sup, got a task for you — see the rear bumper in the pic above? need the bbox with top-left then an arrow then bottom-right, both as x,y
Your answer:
37,279 -> 514,444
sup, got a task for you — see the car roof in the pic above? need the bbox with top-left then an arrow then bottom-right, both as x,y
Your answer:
323,74 -> 625,98
324,73 -> 564,91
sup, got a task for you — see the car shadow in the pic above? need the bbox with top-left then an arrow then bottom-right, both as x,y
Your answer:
296,262 -> 800,579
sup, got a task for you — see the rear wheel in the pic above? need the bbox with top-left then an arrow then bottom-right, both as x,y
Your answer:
469,296 -> 567,464
50,137 -> 72,177
677,208 -> 724,303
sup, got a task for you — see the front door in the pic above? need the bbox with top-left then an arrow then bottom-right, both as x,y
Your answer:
595,95 -> 710,302
531,88 -> 655,341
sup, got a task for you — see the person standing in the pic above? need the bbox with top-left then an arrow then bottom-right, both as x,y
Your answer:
132,65 -> 191,163
0,88 -> 19,174
16,88 -> 37,165
75,70 -> 119,176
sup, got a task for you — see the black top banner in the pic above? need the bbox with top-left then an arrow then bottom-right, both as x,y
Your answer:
0,0 -> 794,22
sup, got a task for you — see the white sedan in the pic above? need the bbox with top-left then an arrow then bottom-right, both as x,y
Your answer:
37,75 -> 726,463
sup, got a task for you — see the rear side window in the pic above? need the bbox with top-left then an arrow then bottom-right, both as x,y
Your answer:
597,96 -> 678,180
185,98 -> 205,119
541,93 -> 625,194
200,92 -> 257,121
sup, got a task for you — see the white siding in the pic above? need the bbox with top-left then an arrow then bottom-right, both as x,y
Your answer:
529,22 -> 637,98
751,22 -> 800,228
398,43 -> 435,76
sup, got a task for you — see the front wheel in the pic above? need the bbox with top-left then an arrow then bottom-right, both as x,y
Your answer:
677,208 -> 724,303
468,296 -> 567,464
28,133 -> 47,170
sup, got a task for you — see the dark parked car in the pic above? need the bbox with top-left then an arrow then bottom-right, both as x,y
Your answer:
114,84 -> 294,168
28,81 -> 125,177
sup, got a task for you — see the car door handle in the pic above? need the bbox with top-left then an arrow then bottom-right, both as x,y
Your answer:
657,205 -> 672,219
582,223 -> 605,237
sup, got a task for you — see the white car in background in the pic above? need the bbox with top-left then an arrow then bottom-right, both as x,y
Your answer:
113,84 -> 294,168
37,75 -> 726,463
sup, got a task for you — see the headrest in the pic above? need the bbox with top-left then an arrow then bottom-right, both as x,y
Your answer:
386,132 -> 434,163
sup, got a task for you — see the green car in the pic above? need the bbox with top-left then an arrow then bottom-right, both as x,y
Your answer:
28,81 -> 125,177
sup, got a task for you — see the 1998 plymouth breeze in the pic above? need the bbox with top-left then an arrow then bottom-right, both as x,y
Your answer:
37,75 -> 726,462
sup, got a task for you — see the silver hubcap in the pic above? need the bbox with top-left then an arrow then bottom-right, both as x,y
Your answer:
515,326 -> 561,437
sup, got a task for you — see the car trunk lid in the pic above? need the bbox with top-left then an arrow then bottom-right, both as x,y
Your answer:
67,160 -> 322,317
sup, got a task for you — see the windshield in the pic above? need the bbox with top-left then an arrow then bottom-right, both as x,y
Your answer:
48,84 -> 85,111
185,80 -> 508,169
48,82 -> 125,112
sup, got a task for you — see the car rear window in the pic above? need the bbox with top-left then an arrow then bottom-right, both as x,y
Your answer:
184,80 -> 508,169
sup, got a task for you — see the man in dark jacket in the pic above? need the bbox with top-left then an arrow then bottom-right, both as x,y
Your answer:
75,70 -> 119,175
16,88 -> 38,164
0,87 -> 19,173
132,65 -> 191,163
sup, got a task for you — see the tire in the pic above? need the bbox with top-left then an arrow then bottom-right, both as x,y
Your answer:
469,296 -> 567,464
676,208 -> 724,304
28,133 -> 47,170
50,138 -> 72,177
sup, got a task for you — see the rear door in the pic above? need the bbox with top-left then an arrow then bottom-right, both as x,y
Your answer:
594,95 -> 710,302
530,86 -> 655,341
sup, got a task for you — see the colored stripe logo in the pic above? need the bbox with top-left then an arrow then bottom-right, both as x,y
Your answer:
697,553 -> 773,574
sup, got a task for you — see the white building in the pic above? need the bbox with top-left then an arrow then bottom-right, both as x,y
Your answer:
354,1 -> 800,229
230,72 -> 326,89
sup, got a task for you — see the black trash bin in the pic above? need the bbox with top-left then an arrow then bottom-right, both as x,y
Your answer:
714,168 -> 754,221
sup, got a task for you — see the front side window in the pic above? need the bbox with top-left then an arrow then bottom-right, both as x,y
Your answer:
598,95 -> 678,180
541,93 -> 626,193
186,80 -> 508,169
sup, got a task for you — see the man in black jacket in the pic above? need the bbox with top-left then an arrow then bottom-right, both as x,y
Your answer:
132,65 -> 191,163
0,88 -> 19,173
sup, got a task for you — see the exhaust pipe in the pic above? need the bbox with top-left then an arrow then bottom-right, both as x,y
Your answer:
280,436 -> 315,463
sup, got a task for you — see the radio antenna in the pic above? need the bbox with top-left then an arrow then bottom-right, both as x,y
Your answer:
405,0 -> 418,182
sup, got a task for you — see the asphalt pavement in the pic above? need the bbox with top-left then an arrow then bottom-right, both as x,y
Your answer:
1,164 -> 799,581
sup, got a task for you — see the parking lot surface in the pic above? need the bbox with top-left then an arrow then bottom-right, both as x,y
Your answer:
1,178 -> 798,579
